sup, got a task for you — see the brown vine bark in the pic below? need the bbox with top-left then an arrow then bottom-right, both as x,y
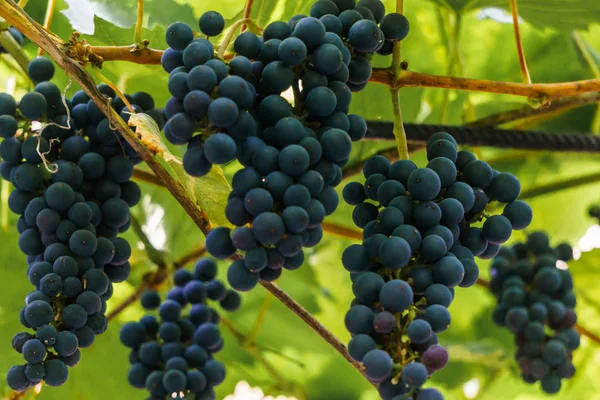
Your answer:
88,46 -> 600,102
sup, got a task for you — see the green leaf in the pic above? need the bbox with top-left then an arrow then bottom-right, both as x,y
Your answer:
193,166 -> 232,228
86,15 -> 167,48
424,0 -> 600,30
128,113 -> 231,229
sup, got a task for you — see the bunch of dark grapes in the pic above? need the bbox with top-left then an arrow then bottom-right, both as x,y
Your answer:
490,232 -> 578,394
2,57 -> 163,391
160,3 -> 410,291
0,26 -> 24,53
340,132 -> 532,399
121,258 -> 240,400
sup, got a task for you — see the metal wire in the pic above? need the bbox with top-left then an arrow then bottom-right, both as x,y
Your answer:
364,122 -> 600,152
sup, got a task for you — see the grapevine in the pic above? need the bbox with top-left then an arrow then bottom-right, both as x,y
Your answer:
0,0 -> 597,399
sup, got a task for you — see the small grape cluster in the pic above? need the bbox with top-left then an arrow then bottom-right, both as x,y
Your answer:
121,258 -> 240,400
0,26 -> 24,53
490,232 -> 578,394
340,132 -> 532,399
2,57 -> 162,391
161,2 -> 410,291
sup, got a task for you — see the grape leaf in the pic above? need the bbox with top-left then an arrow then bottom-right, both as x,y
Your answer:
128,113 -> 232,229
424,0 -> 600,30
61,0 -> 198,33
86,16 -> 167,48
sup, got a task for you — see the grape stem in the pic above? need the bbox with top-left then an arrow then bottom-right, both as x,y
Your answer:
509,0 -> 531,84
0,22 -> 30,77
38,0 -> 56,57
390,0 -> 409,160
134,0 -> 144,48
91,67 -> 136,113
217,18 -> 252,58
0,1 -> 373,387
241,0 -> 254,33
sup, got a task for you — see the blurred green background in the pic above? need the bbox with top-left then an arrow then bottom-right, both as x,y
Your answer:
2,0 -> 600,399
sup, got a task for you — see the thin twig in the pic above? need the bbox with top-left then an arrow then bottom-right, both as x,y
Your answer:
91,67 -> 135,113
218,18 -> 251,58
370,69 -> 600,101
0,27 -> 29,76
173,247 -> 207,269
390,0 -> 408,160
466,93 -> 600,128
241,0 -> 254,32
38,0 -> 56,57
517,171 -> 600,201
245,295 -> 273,345
321,222 -> 362,240
257,280 -> 371,382
509,0 -> 531,84
133,166 -> 164,186
134,0 -> 144,46
106,284 -> 148,321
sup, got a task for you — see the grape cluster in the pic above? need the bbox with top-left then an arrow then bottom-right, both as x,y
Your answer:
3,57 -> 163,391
490,232 -> 578,394
340,132 -> 532,399
121,258 -> 240,399
161,3 -> 409,176
160,3 -> 409,291
0,26 -> 24,53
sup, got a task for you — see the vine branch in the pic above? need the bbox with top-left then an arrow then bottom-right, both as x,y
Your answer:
467,93 -> 600,128
85,47 -> 600,103
0,0 -> 369,384
91,45 -> 162,65
509,0 -> 531,84
370,69 -> 600,101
